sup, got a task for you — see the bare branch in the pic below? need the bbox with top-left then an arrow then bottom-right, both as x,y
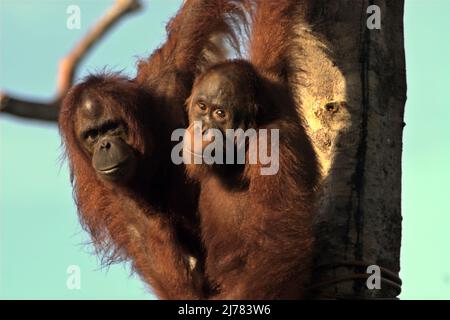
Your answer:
57,0 -> 142,96
0,93 -> 60,122
0,0 -> 142,122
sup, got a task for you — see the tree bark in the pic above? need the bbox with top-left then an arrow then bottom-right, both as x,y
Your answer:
292,0 -> 406,298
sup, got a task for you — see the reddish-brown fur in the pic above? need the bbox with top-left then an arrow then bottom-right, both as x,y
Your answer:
59,0 -> 247,299
186,0 -> 319,299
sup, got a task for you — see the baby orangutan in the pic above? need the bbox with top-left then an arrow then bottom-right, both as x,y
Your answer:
184,59 -> 318,299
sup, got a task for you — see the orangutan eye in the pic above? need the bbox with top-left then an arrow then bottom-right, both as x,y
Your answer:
102,121 -> 119,133
214,109 -> 226,119
84,129 -> 98,142
197,102 -> 207,111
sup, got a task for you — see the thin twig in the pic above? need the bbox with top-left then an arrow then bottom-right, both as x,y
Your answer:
0,0 -> 142,122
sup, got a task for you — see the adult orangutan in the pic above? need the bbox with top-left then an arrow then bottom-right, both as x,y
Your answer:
59,0 -> 246,299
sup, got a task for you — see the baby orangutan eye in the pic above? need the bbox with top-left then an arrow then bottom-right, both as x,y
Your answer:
197,102 -> 207,111
214,109 -> 226,119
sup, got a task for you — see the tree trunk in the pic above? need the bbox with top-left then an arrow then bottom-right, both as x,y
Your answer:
292,0 -> 406,298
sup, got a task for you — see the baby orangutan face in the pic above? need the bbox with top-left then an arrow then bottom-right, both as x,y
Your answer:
183,61 -> 260,170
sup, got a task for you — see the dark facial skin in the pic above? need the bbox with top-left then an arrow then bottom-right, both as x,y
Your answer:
75,96 -> 137,182
185,63 -> 258,158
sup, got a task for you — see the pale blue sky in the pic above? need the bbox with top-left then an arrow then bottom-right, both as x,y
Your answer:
0,0 -> 449,299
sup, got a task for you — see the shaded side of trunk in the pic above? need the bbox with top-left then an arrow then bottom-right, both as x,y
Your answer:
291,0 -> 406,298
